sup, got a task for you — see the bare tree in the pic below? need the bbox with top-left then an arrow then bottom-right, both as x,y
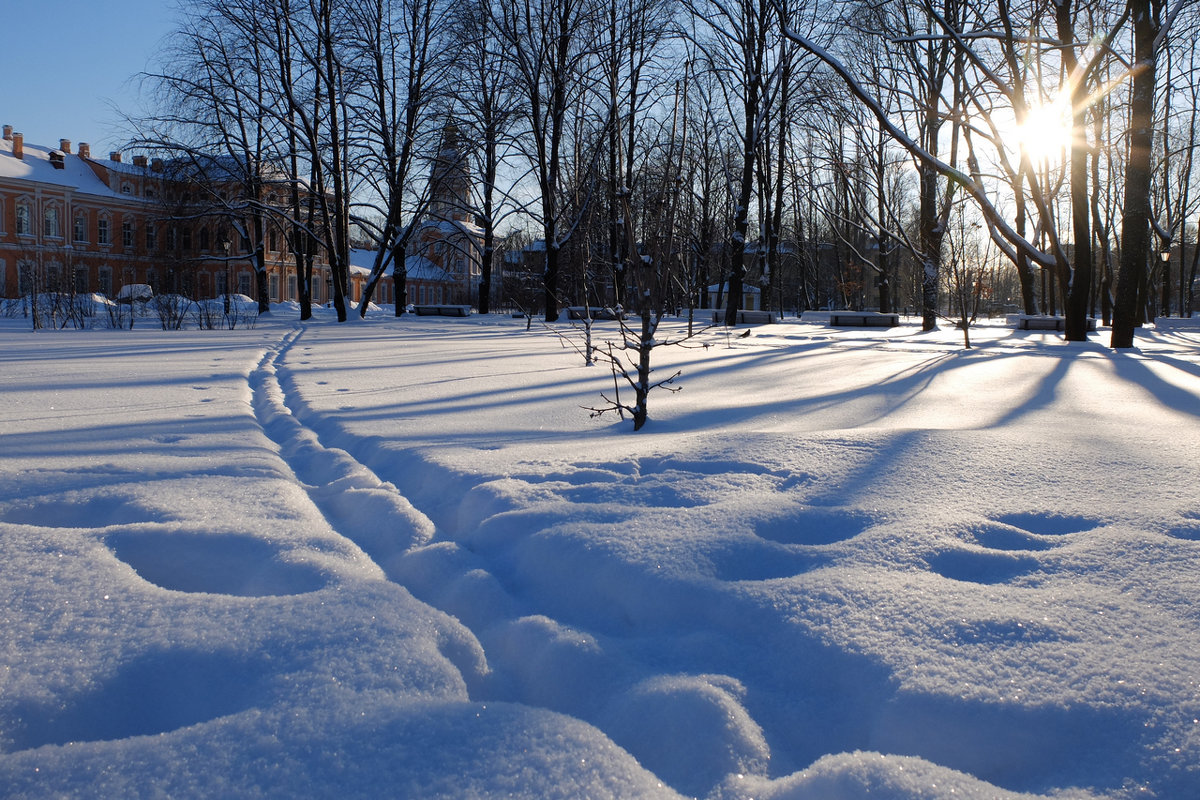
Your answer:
448,0 -> 527,315
135,0 -> 286,315
686,0 -> 784,327
491,0 -> 603,322
1112,0 -> 1171,347
347,0 -> 450,316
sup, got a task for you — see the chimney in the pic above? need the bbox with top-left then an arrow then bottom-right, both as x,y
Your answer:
110,151 -> 122,163
13,132 -> 23,160
59,139 -> 72,154
151,158 -> 163,172
2,125 -> 11,141
79,142 -> 91,159
132,155 -> 147,168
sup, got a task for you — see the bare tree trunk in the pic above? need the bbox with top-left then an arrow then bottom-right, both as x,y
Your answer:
1058,0 -> 1094,341
1112,0 -> 1162,348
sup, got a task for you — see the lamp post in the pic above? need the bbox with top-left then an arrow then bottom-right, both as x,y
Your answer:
223,239 -> 231,315
1161,250 -> 1171,319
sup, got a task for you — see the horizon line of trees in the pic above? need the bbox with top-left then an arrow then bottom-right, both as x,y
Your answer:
131,0 -> 1200,347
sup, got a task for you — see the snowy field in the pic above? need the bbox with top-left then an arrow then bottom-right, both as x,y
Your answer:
1,307 -> 1199,799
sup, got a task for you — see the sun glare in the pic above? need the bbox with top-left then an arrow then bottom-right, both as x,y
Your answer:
1016,99 -> 1074,165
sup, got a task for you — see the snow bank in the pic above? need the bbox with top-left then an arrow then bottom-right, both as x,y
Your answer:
2,312 -> 1199,798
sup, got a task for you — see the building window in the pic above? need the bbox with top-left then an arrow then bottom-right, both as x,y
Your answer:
122,221 -> 134,248
18,261 -> 35,294
98,266 -> 112,296
181,227 -> 192,251
217,271 -> 228,296
269,273 -> 279,301
97,217 -> 111,245
121,183 -> 133,195
146,225 -> 157,250
16,203 -> 31,235
145,269 -> 156,290
74,214 -> 87,242
199,227 -> 210,251
75,267 -> 89,294
269,230 -> 278,252
46,262 -> 64,290
44,207 -> 62,238
238,273 -> 251,296
287,275 -> 296,300
167,227 -> 177,249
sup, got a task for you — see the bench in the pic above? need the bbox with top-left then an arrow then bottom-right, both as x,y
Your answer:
711,309 -> 777,325
413,304 -> 471,317
1154,316 -> 1200,330
1010,315 -> 1097,331
828,311 -> 899,327
567,306 -> 625,320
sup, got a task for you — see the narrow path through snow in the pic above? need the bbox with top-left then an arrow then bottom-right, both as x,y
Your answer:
249,326 -> 438,565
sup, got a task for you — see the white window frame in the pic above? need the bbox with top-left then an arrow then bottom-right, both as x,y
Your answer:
15,200 -> 32,236
43,205 -> 62,238
97,214 -> 112,246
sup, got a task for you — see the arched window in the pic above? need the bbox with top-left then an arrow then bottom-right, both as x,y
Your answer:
74,213 -> 88,242
199,227 -> 210,251
97,215 -> 112,245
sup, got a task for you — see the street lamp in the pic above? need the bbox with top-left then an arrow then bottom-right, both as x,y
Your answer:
1162,250 -> 1171,319
223,239 -> 231,315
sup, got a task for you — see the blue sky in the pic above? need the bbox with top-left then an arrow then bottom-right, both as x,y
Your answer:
0,0 -> 179,153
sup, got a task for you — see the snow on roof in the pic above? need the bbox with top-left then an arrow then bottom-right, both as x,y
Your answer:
347,248 -> 454,282
0,135 -> 136,200
422,217 -> 484,238
403,254 -> 454,282
347,247 -> 378,276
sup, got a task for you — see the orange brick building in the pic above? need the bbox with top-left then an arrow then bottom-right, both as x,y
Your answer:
0,126 -> 392,306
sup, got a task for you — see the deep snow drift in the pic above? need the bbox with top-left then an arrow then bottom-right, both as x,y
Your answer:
1,307 -> 1199,799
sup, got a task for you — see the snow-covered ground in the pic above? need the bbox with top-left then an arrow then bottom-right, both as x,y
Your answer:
1,307 -> 1199,799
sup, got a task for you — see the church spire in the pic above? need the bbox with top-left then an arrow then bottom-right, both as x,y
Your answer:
428,123 -> 473,224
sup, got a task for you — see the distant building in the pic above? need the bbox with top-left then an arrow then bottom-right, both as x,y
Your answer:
408,124 -> 483,304
354,124 -> 484,307
0,125 -> 388,306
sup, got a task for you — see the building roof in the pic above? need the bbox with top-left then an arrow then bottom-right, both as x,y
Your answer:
403,255 -> 454,282
0,135 -> 135,201
348,248 -> 454,282
421,217 -> 484,238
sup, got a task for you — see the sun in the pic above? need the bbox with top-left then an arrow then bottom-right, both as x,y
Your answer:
1015,98 -> 1074,165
